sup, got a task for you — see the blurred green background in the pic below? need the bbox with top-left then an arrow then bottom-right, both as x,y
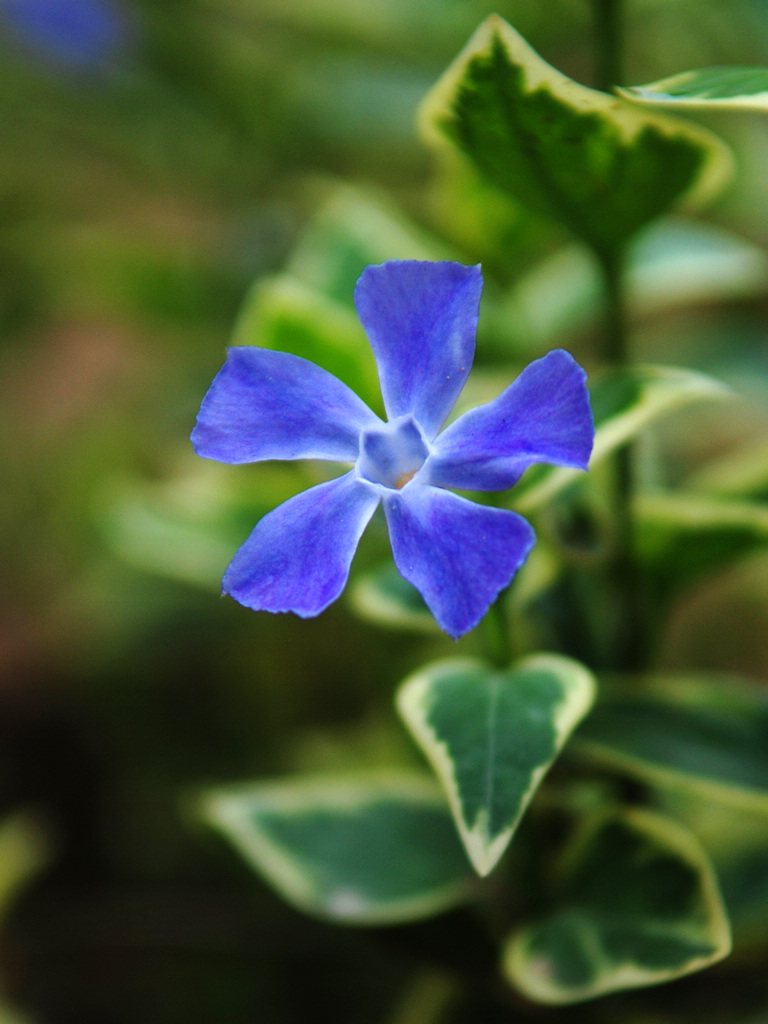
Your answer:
3,1 -> 768,1021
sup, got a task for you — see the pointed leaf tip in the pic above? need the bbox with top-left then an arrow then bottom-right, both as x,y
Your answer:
200,773 -> 477,925
502,808 -> 732,1003
420,17 -> 733,252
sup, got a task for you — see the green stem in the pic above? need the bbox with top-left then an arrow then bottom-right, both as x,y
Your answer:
598,244 -> 627,365
596,245 -> 646,670
484,596 -> 512,669
592,0 -> 646,669
610,455 -> 646,671
593,0 -> 624,92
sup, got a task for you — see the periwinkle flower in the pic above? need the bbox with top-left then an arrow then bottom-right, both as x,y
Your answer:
192,261 -> 594,639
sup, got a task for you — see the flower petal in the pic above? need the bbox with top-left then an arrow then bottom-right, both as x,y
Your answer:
192,347 -> 380,465
425,350 -> 594,491
354,261 -> 482,439
384,486 -> 535,639
223,472 -> 380,616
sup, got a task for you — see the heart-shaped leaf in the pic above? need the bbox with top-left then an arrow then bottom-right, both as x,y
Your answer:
420,16 -> 733,254
503,808 -> 731,1003
619,68 -> 768,111
199,773 -> 477,925
396,654 -> 596,876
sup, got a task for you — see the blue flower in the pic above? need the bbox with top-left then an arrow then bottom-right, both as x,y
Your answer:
192,260 -> 594,639
1,0 -> 126,70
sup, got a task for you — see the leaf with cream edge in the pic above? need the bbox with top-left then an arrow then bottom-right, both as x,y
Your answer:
502,808 -> 732,1004
497,219 -> 768,351
419,16 -> 733,255
396,654 -> 596,877
574,675 -> 768,813
199,773 -> 477,925
619,68 -> 768,111
634,491 -> 768,595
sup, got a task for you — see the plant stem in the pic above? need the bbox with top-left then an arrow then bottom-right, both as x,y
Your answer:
484,596 -> 512,669
598,244 -> 627,365
592,0 -> 646,670
593,0 -> 624,93
596,247 -> 645,670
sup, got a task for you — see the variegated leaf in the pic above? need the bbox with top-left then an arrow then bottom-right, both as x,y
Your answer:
396,655 -> 595,876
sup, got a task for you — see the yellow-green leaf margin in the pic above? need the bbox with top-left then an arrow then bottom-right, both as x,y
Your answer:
619,67 -> 768,111
199,773 -> 477,925
397,654 -> 596,877
503,807 -> 732,1004
419,16 -> 733,254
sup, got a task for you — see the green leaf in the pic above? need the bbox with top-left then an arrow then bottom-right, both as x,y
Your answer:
655,793 -> 768,950
0,816 -> 51,1024
102,480 -> 238,590
574,675 -> 768,812
286,185 -> 452,307
100,461 -> 306,589
199,773 -> 476,925
396,655 -> 596,876
349,564 -> 438,633
688,435 -> 768,502
502,808 -> 731,1004
625,218 -> 768,312
514,365 -> 729,513
635,491 -> 768,592
426,160 -> 555,281
716,845 -> 768,950
0,814 -> 50,921
499,218 -> 768,350
619,67 -> 768,110
419,16 -> 733,254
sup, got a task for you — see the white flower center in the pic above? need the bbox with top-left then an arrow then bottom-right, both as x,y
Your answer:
355,415 -> 429,490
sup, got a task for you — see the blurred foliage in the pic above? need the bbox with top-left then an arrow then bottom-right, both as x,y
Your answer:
3,1 -> 768,1022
